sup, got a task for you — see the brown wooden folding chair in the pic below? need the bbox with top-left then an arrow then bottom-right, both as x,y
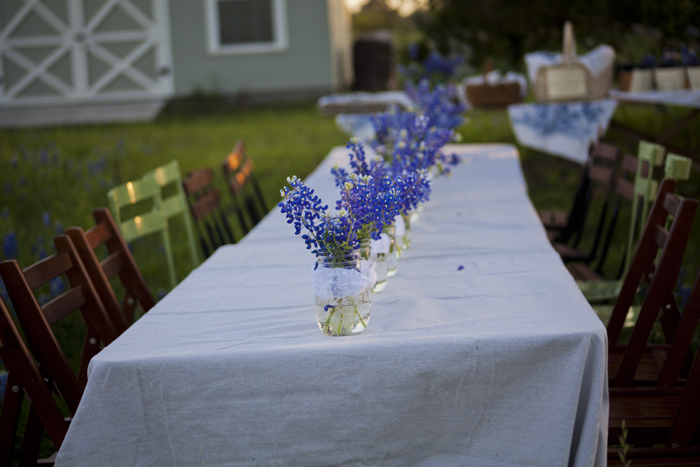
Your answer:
608,269 -> 700,452
552,145 -> 623,266
65,208 -> 156,332
603,178 -> 698,388
0,296 -> 73,467
222,140 -> 268,235
0,234 -> 118,389
183,168 -> 236,258
540,142 -> 620,245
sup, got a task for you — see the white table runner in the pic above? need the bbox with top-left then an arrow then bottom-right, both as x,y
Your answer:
56,144 -> 608,467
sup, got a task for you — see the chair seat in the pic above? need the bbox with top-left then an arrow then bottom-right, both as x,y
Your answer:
609,447 -> 700,466
608,345 -> 668,385
609,394 -> 678,445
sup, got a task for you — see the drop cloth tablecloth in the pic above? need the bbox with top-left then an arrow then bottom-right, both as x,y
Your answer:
55,144 -> 608,467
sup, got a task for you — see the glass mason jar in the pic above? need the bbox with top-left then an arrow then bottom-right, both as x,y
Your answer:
314,249 -> 372,336
362,235 -> 389,293
400,213 -> 412,251
410,204 -> 423,224
384,225 -> 398,278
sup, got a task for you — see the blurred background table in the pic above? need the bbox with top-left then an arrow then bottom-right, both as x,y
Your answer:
55,144 -> 608,467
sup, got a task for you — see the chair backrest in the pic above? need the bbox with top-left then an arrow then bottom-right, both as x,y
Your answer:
0,296 -> 70,466
0,235 -> 119,406
144,160 -> 200,268
222,140 -> 268,234
183,168 -> 236,258
668,269 -> 700,446
623,141 -> 665,273
65,208 -> 156,331
607,178 -> 698,386
555,142 -> 620,246
107,177 -> 177,288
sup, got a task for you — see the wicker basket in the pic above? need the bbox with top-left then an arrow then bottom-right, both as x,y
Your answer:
464,60 -> 522,108
534,22 -> 613,102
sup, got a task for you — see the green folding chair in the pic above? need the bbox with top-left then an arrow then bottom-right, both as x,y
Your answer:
144,160 -> 201,268
107,177 -> 177,289
577,144 -> 692,304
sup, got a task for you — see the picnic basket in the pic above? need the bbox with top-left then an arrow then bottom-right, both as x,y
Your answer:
534,22 -> 613,102
465,60 -> 522,108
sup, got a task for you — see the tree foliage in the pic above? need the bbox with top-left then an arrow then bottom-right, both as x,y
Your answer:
423,0 -> 700,69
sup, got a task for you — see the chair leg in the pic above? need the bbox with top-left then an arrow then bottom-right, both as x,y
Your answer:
0,374 -> 23,467
18,404 -> 43,466
181,209 -> 200,268
161,230 -> 177,290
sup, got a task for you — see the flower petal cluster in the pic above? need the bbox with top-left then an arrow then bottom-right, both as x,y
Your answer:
405,79 -> 466,131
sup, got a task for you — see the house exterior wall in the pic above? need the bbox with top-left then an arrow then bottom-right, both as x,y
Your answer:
169,0 -> 338,97
326,0 -> 353,90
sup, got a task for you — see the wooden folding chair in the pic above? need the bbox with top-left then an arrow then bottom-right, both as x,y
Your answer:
65,208 -> 156,333
603,178 -> 698,387
222,140 -> 268,235
183,168 -> 236,259
0,234 -> 118,390
540,142 -> 620,244
550,142 -> 620,263
144,160 -> 201,268
608,269 -> 700,449
107,177 -> 177,289
0,296 -> 72,467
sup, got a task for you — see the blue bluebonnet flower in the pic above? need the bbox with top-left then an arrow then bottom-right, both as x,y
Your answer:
371,107 -> 461,176
458,265 -> 464,271
2,233 -> 18,260
55,221 -> 64,235
404,79 -> 466,131
42,211 -> 51,228
422,52 -> 464,80
0,372 -> 7,403
49,277 -> 65,297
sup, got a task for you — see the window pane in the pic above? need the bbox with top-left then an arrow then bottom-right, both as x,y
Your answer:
218,0 -> 273,45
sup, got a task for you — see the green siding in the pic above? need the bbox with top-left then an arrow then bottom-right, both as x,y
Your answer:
169,0 -> 335,96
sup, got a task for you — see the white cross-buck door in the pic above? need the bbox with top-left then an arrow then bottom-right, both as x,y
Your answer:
0,0 -> 173,107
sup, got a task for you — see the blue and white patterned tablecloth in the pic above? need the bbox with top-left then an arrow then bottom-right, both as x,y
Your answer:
508,99 -> 618,163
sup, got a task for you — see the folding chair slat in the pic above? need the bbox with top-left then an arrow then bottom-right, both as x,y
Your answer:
23,251 -> 72,290
101,251 -> 124,280
653,225 -> 669,249
0,297 -> 70,460
85,221 -> 113,250
42,286 -> 86,326
190,190 -> 222,221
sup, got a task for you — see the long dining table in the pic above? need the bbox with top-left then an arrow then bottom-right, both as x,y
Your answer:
55,144 -> 608,467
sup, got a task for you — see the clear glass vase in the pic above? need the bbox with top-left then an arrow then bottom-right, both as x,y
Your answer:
314,249 -> 372,336
363,236 -> 388,293
384,225 -> 398,278
400,213 -> 412,251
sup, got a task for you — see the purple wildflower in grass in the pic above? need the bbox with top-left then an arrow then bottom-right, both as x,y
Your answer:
2,232 -> 18,259
42,211 -> 51,228
0,372 -> 7,403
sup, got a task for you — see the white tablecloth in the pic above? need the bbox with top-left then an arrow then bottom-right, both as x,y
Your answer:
56,144 -> 608,467
609,89 -> 700,108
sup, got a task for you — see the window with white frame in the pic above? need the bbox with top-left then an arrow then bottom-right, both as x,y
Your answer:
205,0 -> 288,55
